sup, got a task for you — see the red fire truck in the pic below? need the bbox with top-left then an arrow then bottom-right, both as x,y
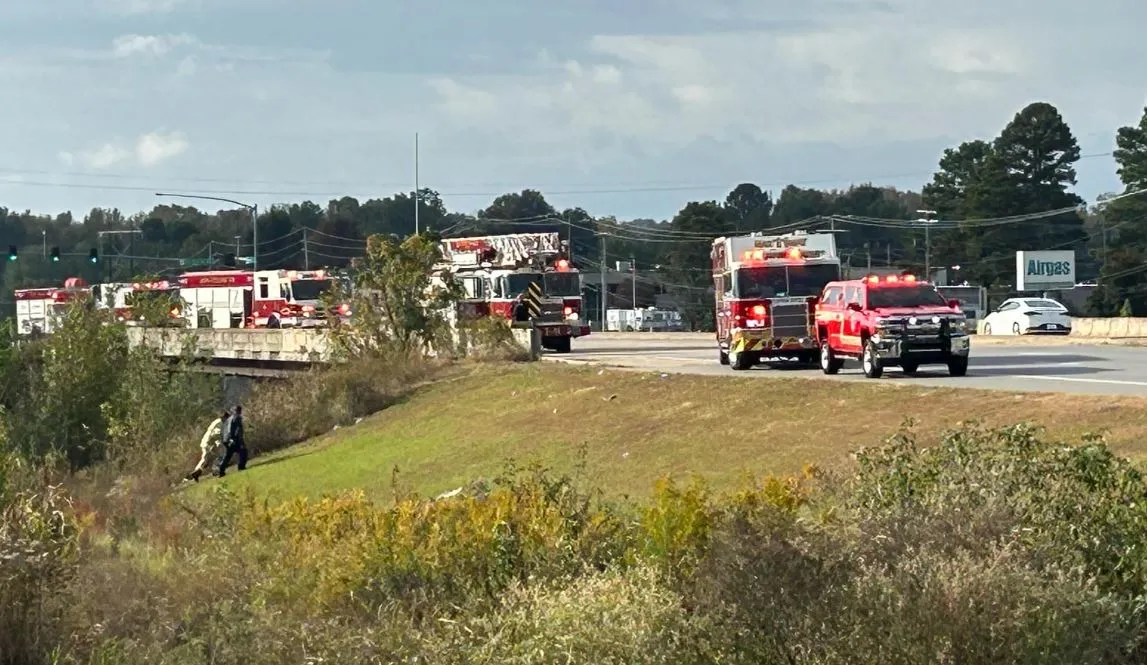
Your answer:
14,277 -> 91,335
711,230 -> 841,370
435,232 -> 589,353
177,268 -> 347,328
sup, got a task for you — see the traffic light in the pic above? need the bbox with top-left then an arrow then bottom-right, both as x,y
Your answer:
49,246 -> 60,262
222,252 -> 236,267
88,248 -> 98,263
7,245 -> 16,261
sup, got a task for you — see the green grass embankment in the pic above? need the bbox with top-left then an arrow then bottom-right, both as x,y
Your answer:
197,362 -> 1147,500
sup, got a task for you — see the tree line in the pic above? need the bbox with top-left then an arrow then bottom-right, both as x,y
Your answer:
2,100 -> 1146,317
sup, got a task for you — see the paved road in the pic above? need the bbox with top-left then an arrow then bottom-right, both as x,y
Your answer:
557,335 -> 1147,396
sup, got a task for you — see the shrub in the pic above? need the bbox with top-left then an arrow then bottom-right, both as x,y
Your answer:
241,353 -> 434,457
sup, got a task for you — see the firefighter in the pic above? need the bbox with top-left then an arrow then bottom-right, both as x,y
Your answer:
186,410 -> 229,483
216,405 -> 248,477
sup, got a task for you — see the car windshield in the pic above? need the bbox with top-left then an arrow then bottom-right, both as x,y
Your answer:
867,284 -> 949,308
734,264 -> 840,298
291,278 -> 332,301
543,272 -> 580,297
1022,299 -> 1064,310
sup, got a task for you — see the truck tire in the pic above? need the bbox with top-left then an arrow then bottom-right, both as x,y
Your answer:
730,350 -> 753,371
719,349 -> 729,365
948,355 -> 969,377
819,343 -> 842,375
861,340 -> 883,379
550,335 -> 571,354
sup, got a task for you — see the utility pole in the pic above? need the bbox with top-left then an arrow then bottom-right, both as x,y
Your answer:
41,230 -> 46,257
630,257 -> 637,328
419,131 -> 424,235
234,235 -> 241,256
916,209 -> 937,278
865,242 -> 872,271
887,244 -> 891,266
599,235 -> 607,330
303,228 -> 310,269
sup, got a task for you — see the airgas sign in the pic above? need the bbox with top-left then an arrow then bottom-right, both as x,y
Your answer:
1015,250 -> 1075,291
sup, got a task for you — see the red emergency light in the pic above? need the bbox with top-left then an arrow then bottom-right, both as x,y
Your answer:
555,259 -> 570,271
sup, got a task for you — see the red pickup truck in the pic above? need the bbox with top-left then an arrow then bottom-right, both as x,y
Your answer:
814,273 -> 971,378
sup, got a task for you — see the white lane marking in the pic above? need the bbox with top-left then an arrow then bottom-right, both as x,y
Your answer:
1013,375 -> 1147,387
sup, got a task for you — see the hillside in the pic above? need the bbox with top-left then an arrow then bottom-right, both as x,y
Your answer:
201,362 -> 1147,500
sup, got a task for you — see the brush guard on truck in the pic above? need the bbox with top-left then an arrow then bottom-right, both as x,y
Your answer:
869,316 -> 970,363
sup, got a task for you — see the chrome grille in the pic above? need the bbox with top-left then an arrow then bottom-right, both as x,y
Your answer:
770,302 -> 811,339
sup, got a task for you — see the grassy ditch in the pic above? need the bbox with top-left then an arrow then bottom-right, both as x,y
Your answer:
199,362 -> 1147,501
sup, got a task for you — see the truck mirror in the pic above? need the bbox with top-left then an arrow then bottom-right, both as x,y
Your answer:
947,299 -> 961,309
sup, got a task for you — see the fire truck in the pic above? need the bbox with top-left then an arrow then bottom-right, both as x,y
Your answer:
92,279 -> 181,326
711,230 -> 842,370
177,268 -> 347,328
14,277 -> 91,336
435,232 -> 589,353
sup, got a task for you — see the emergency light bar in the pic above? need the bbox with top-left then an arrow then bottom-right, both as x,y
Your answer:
865,273 -> 920,285
740,246 -> 824,263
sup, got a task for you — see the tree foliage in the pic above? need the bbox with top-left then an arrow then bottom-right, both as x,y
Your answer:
329,233 -> 460,358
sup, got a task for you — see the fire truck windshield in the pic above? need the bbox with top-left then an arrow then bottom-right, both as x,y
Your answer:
867,284 -> 949,308
506,273 -> 543,297
543,272 -> 580,297
734,264 -> 839,298
291,278 -> 332,301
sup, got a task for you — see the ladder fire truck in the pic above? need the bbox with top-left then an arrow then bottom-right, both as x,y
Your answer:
14,277 -> 91,336
711,230 -> 841,370
435,232 -> 589,353
177,268 -> 348,328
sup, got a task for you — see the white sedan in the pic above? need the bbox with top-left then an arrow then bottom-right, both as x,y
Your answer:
981,297 -> 1072,335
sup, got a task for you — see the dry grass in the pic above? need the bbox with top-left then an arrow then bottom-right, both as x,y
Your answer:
190,362 -> 1147,501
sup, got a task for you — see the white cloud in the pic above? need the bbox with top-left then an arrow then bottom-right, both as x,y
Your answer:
57,151 -> 74,166
112,34 -> 196,58
135,131 -> 188,165
81,143 -> 130,169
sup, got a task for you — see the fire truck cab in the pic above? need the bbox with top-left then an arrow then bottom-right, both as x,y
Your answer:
814,272 -> 970,378
252,269 -> 346,328
712,230 -> 841,370
14,277 -> 91,336
437,232 -> 589,353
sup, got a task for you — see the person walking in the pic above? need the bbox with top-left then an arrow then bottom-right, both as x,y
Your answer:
186,409 -> 229,483
216,405 -> 247,477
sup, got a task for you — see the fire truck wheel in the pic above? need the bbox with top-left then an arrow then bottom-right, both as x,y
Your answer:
718,349 -> 730,365
730,351 -> 754,371
947,355 -> 969,377
550,335 -> 572,354
861,340 -> 883,379
819,344 -> 842,375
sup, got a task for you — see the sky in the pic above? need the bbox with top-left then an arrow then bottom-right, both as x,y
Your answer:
0,0 -> 1145,222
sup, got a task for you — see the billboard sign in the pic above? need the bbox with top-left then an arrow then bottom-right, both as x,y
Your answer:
1015,250 -> 1075,291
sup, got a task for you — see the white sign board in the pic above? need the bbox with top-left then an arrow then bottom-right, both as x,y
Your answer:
1015,250 -> 1075,291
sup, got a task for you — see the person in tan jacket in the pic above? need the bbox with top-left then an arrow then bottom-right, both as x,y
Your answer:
185,409 -> 229,482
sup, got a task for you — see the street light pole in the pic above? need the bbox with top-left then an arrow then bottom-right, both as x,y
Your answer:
414,132 -> 420,236
156,193 -> 258,271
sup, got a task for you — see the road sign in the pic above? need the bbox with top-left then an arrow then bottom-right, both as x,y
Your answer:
180,258 -> 214,267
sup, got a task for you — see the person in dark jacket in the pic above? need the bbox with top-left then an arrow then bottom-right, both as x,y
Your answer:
216,405 -> 248,477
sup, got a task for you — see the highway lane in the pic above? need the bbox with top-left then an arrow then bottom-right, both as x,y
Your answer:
557,335 -> 1147,396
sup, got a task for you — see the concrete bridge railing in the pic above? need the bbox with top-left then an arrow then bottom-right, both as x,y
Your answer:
127,324 -> 542,363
